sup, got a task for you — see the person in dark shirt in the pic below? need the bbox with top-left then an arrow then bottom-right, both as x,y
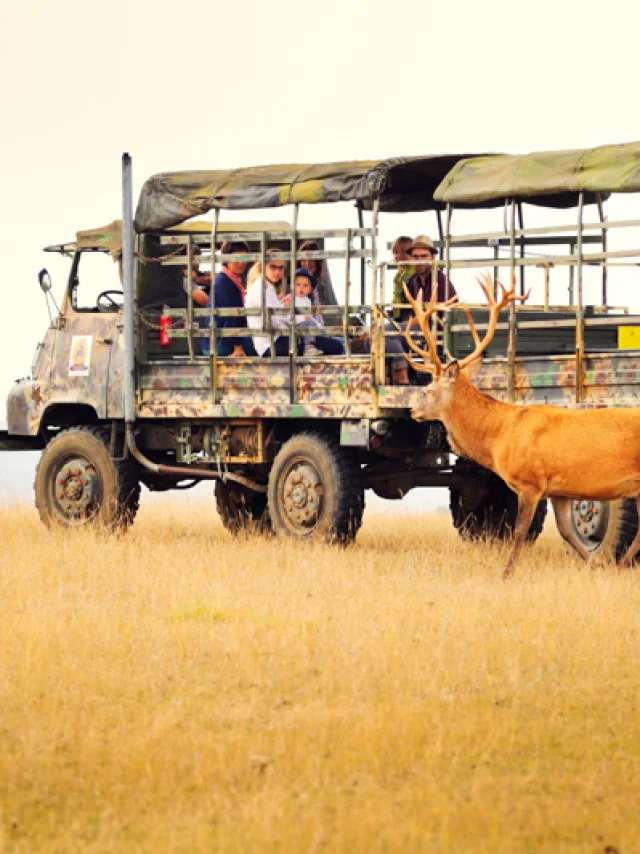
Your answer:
211,240 -> 257,357
400,235 -> 456,322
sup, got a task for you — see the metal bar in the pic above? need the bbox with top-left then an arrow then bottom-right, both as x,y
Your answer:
289,204 -> 298,404
122,153 -> 136,425
507,200 -> 517,404
260,232 -> 274,359
344,228 -> 351,358
185,235 -> 195,361
543,264 -> 550,311
447,217 -> 640,244
370,198 -> 381,398
406,248 -> 640,270
436,209 -> 444,246
161,227 -> 374,244
357,204 -> 366,306
443,204 -> 453,355
210,209 -> 219,404
517,202 -> 525,296
576,192 -> 585,403
597,192 -> 608,305
445,203 -> 452,301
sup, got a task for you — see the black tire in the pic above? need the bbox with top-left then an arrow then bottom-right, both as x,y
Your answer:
568,498 -> 639,563
268,432 -> 364,544
450,459 -> 547,542
35,426 -> 140,530
215,480 -> 271,536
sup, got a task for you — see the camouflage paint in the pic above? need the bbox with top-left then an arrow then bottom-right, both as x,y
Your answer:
9,307 -> 640,436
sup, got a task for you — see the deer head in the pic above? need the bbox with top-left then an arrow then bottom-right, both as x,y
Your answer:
404,270 -> 529,422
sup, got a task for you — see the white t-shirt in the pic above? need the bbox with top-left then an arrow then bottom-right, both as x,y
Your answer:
245,277 -> 291,356
294,294 -> 322,327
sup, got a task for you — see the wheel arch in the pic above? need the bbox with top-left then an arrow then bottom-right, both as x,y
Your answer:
41,403 -> 102,432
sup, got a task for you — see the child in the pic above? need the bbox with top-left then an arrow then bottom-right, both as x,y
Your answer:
293,268 -> 323,356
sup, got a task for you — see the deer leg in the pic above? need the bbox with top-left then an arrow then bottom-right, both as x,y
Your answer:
502,492 -> 539,580
550,496 -> 590,562
618,496 -> 640,569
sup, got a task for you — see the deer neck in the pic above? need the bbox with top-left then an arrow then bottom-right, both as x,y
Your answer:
440,375 -> 505,469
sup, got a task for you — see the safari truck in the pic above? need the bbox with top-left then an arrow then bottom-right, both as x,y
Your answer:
3,143 -> 640,558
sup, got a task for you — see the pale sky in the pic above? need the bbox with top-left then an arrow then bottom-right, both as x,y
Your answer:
2,0 -> 639,500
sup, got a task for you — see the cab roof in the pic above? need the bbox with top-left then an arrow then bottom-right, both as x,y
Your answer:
44,219 -> 293,259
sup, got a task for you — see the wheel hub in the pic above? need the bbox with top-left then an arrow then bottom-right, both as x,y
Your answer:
283,463 -> 322,528
55,459 -> 98,517
571,499 -> 608,546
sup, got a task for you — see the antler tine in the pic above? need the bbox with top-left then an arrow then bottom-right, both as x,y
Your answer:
402,281 -> 443,376
458,271 -> 530,371
457,302 -> 481,350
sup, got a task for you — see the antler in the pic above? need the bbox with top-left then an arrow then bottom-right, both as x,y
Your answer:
457,272 -> 530,371
402,262 -> 455,376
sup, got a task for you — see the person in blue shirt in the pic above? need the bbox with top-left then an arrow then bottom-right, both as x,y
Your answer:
210,240 -> 257,357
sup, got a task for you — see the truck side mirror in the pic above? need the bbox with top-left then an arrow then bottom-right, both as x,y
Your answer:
38,269 -> 52,293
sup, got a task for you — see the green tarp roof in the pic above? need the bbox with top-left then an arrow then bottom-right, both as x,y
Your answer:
134,155 -> 483,231
433,140 -> 640,207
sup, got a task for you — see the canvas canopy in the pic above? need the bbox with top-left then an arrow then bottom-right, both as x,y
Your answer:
433,140 -> 640,208
70,220 -> 292,259
133,155 -> 484,231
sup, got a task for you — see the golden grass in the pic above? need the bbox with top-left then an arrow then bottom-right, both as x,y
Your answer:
0,501 -> 639,853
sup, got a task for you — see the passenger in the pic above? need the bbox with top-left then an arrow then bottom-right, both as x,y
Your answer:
293,268 -> 323,355
292,268 -> 344,356
298,240 -> 339,311
400,235 -> 456,321
211,240 -> 257,357
182,246 -> 211,307
245,250 -> 293,357
391,236 -> 414,320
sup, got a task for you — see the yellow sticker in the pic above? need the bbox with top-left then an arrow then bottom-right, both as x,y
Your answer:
618,327 -> 640,349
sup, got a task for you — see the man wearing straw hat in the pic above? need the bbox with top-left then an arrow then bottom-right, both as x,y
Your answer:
398,235 -> 456,322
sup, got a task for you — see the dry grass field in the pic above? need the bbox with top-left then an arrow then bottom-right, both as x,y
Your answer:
1,500 -> 639,853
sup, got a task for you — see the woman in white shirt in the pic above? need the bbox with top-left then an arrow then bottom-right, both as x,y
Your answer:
245,251 -> 292,357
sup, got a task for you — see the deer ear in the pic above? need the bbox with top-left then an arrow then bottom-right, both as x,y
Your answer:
443,361 -> 460,380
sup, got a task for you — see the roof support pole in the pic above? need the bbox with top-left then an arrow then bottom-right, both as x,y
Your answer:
517,202 -> 525,296
289,204 -> 299,404
507,199 -> 517,404
370,198 -> 382,395
122,153 -> 136,425
357,203 -> 366,306
444,203 -> 453,355
575,192 -> 585,404
186,235 -> 195,361
343,228 -> 351,358
444,204 -> 452,302
210,209 -> 219,404
597,192 -> 607,306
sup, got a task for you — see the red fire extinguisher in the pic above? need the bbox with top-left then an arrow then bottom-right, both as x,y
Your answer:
160,306 -> 171,346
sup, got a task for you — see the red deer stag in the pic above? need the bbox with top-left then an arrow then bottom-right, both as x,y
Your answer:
404,271 -> 640,578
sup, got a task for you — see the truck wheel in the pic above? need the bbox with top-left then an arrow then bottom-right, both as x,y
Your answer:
215,480 -> 271,535
569,498 -> 639,563
35,426 -> 140,530
268,432 -> 364,544
450,460 -> 547,542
